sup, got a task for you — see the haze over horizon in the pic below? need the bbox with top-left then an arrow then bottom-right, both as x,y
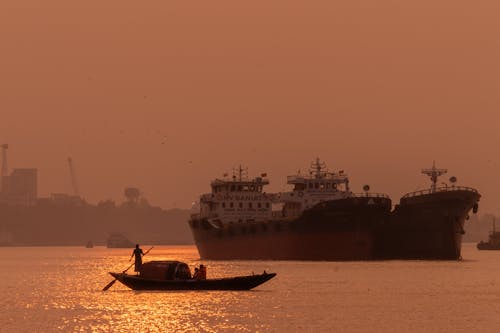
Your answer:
1,1 -> 499,213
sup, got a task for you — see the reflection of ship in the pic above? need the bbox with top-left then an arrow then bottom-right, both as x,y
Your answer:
189,159 -> 392,260
107,233 -> 135,248
374,162 -> 480,260
189,160 -> 480,260
477,218 -> 500,250
86,240 -> 94,248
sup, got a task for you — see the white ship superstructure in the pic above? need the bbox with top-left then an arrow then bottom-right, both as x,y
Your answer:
198,166 -> 273,225
196,159 -> 354,224
277,158 -> 353,217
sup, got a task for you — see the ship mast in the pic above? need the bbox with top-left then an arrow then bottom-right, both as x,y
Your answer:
233,165 -> 247,181
422,161 -> 447,193
310,157 -> 326,179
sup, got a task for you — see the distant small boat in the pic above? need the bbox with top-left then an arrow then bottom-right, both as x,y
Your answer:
106,233 -> 135,248
477,218 -> 500,250
109,260 -> 276,291
85,240 -> 94,248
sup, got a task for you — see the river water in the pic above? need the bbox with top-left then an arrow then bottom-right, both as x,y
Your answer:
1,243 -> 500,332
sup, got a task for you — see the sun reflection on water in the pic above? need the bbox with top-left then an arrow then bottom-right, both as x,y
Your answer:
2,244 -> 500,332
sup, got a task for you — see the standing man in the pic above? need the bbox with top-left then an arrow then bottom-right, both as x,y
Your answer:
130,244 -> 144,274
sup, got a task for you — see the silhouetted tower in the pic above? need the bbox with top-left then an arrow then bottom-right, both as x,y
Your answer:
67,157 -> 79,196
422,161 -> 447,193
124,187 -> 141,205
1,144 -> 8,192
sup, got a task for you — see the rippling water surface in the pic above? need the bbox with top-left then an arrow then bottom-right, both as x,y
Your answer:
1,244 -> 500,332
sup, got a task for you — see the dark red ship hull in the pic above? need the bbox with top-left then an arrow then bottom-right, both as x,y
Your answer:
190,188 -> 481,261
190,196 -> 392,261
373,188 -> 480,260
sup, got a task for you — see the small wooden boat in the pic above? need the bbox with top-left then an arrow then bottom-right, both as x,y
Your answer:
108,260 -> 276,291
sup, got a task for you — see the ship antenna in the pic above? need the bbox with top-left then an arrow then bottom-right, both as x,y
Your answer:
310,157 -> 326,179
421,161 -> 447,193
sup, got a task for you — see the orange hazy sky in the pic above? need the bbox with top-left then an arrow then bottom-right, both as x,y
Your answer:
0,1 -> 499,212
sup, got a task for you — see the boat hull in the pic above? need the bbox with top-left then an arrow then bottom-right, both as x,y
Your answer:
190,189 -> 480,261
109,272 -> 276,291
477,242 -> 500,250
190,196 -> 392,261
374,189 -> 480,260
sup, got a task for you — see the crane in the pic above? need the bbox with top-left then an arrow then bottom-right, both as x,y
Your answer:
67,157 -> 80,197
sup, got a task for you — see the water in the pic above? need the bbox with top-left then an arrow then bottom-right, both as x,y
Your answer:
1,243 -> 500,332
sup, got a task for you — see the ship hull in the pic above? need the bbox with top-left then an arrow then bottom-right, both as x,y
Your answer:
190,196 -> 391,261
190,189 -> 480,261
374,189 -> 480,260
477,242 -> 500,250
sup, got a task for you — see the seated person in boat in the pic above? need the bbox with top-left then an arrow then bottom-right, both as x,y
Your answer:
192,267 -> 200,279
129,244 -> 144,273
192,265 -> 207,280
199,264 -> 207,280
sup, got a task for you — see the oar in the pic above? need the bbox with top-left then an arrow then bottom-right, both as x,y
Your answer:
102,246 -> 154,291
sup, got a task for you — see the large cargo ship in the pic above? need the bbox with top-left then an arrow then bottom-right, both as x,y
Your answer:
189,160 -> 480,260
189,159 -> 392,260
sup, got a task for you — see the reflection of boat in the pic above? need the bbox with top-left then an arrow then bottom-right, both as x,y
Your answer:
85,240 -> 94,248
109,260 -> 276,291
106,233 -> 135,248
477,218 -> 500,250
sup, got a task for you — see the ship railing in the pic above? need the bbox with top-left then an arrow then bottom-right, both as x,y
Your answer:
402,186 -> 479,199
351,192 -> 390,199
190,213 -> 219,219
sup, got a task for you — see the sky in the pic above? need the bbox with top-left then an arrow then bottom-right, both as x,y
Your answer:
0,1 -> 499,213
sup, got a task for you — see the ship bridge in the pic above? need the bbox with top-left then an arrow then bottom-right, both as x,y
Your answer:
198,166 -> 273,224
286,158 -> 350,193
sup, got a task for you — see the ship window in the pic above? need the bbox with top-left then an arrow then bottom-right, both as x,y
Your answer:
249,202 -> 253,208
320,183 -> 325,190
239,202 -> 243,208
308,182 -> 313,189
294,183 -> 305,191
242,185 -> 249,191
315,183 -> 319,189
238,185 -> 243,191
257,202 -> 261,208
230,185 -> 235,192
250,185 -> 255,191
230,202 -> 234,208
266,202 -> 270,208
222,202 -> 226,208
326,183 -> 331,189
